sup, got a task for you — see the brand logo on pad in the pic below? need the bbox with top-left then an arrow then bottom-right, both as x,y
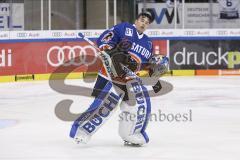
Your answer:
82,92 -> 122,134
131,81 -> 148,133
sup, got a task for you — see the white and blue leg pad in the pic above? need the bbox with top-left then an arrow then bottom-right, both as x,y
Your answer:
119,79 -> 151,145
70,81 -> 124,143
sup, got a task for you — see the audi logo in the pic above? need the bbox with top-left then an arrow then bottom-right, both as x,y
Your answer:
52,32 -> 62,37
17,33 -> 28,37
47,46 -> 98,67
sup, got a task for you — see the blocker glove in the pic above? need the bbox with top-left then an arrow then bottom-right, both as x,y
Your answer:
149,55 -> 169,78
105,42 -> 137,78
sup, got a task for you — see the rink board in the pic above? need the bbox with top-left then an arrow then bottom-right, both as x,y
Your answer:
1,30 -> 240,83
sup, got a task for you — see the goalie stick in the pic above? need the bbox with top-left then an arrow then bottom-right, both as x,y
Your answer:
78,33 -> 118,79
78,32 -> 161,93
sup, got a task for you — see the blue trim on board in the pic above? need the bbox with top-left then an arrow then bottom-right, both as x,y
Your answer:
150,36 -> 240,40
0,38 -> 98,43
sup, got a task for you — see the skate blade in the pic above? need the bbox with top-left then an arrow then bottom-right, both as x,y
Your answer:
124,141 -> 142,147
74,137 -> 88,144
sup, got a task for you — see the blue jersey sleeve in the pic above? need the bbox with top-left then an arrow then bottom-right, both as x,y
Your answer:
96,23 -> 126,49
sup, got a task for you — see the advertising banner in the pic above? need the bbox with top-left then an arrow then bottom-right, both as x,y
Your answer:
0,3 -> 24,30
0,38 -> 167,76
152,40 -> 167,55
0,41 -> 102,76
138,2 -> 240,29
169,40 -> 240,70
218,0 -> 239,19
138,2 -> 182,29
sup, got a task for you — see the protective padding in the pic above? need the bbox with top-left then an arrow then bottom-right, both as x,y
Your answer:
118,79 -> 151,145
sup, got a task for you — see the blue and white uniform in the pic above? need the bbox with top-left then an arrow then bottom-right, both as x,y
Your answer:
92,22 -> 153,101
97,22 -> 153,77
70,22 -> 153,145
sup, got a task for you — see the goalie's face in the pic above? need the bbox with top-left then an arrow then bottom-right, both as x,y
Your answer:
135,16 -> 150,34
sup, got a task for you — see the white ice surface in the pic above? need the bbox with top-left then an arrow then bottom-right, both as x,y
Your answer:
0,76 -> 240,160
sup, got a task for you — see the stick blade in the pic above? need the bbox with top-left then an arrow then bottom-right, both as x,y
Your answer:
78,32 -> 84,38
152,80 -> 162,93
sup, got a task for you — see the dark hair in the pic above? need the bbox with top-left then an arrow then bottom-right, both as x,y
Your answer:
136,12 -> 154,24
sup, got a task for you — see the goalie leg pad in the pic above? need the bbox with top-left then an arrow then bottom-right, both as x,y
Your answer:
70,81 -> 124,143
118,79 -> 151,145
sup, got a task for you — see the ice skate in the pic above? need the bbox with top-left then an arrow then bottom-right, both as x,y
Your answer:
124,141 -> 142,147
74,129 -> 91,144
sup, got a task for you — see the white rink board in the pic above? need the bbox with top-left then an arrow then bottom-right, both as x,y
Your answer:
1,29 -> 240,40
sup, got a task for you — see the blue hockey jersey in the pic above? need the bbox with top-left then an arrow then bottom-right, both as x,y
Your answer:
97,22 -> 153,72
